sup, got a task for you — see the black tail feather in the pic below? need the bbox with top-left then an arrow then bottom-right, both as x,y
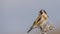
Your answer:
27,27 -> 33,33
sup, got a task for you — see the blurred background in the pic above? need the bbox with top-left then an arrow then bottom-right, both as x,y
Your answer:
0,0 -> 60,34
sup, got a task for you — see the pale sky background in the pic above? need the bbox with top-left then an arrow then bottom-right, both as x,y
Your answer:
0,0 -> 60,34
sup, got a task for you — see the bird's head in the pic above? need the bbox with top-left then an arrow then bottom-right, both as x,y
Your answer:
39,9 -> 47,15
39,9 -> 49,17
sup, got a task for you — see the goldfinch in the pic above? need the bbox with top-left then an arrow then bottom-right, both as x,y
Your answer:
27,9 -> 49,33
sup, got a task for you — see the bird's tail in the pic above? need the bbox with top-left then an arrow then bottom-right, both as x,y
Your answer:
27,27 -> 33,33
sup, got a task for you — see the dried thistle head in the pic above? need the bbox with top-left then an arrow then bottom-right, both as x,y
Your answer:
43,24 -> 54,32
41,24 -> 54,34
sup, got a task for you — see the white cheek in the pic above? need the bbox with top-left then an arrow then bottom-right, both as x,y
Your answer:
43,13 -> 48,17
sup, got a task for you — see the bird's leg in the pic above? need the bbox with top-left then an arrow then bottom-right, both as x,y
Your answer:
42,32 -> 47,34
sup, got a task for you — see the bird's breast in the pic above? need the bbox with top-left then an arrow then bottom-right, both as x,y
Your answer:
39,17 -> 48,26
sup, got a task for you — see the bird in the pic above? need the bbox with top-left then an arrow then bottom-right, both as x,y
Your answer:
27,9 -> 49,33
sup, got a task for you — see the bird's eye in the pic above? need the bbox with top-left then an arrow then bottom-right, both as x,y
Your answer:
40,10 -> 43,14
